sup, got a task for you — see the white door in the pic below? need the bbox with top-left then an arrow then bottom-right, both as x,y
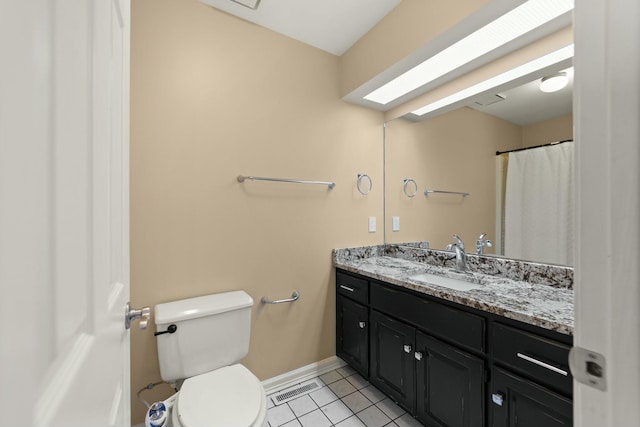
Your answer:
574,0 -> 640,425
0,1 -> 132,426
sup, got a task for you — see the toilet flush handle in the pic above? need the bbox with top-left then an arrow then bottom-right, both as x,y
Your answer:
125,302 -> 151,330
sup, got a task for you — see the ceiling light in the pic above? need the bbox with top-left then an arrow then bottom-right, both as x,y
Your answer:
364,0 -> 574,105
539,72 -> 569,92
411,44 -> 574,117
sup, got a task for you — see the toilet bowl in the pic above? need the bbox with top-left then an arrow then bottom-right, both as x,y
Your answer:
150,291 -> 268,427
157,365 -> 267,427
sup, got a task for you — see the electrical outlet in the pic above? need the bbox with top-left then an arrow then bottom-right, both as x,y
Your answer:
368,216 -> 376,233
392,216 -> 400,232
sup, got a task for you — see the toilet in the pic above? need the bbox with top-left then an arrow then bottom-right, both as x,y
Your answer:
151,291 -> 267,427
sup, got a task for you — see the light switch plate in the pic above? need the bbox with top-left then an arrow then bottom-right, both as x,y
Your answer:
368,216 -> 376,233
392,216 -> 400,231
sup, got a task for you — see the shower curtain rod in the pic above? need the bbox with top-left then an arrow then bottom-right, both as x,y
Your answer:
496,139 -> 573,156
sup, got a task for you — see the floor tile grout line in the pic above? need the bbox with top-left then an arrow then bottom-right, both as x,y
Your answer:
267,369 -> 421,427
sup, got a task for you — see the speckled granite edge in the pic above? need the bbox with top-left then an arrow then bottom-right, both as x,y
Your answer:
335,244 -> 573,289
333,255 -> 574,336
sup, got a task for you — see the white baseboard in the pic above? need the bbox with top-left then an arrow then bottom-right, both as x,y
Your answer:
261,356 -> 346,395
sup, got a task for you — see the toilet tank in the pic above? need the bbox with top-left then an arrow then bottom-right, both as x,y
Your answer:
154,291 -> 254,383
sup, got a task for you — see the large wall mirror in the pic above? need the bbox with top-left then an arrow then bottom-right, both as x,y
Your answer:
384,66 -> 573,266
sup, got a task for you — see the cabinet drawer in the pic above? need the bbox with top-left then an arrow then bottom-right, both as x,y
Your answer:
336,271 -> 369,304
493,323 -> 572,396
370,282 -> 485,354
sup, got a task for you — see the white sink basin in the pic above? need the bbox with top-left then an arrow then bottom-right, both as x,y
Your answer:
410,272 -> 484,291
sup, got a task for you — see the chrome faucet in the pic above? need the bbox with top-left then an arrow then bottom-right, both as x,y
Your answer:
447,234 -> 467,272
475,233 -> 493,256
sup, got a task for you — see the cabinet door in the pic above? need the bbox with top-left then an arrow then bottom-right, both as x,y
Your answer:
370,311 -> 416,412
491,367 -> 572,427
336,295 -> 369,376
416,332 -> 485,427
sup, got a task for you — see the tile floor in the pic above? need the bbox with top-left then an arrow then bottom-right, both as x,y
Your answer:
266,366 -> 424,427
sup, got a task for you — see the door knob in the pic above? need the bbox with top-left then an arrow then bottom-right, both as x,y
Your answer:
414,351 -> 424,361
125,302 -> 151,330
403,344 -> 412,353
358,321 -> 366,329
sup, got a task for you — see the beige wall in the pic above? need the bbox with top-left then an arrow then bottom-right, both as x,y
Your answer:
385,110 -> 574,250
522,113 -> 573,147
130,0 -> 384,423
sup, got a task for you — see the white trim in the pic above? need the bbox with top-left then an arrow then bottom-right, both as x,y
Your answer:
261,356 -> 347,395
574,0 -> 640,424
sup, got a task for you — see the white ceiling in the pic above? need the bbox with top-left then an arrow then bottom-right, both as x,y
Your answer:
199,0 -> 401,56
468,67 -> 573,125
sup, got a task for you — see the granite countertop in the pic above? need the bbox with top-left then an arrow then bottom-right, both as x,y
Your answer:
333,246 -> 574,336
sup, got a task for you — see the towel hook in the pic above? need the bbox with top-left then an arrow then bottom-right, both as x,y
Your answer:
357,174 -> 372,195
403,178 -> 418,198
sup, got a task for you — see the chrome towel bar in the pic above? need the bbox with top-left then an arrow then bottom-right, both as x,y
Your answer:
261,291 -> 300,304
238,175 -> 335,189
424,189 -> 470,197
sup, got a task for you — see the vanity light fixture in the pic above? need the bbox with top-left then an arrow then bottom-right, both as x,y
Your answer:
411,44 -> 574,117
539,72 -> 569,92
363,0 -> 574,105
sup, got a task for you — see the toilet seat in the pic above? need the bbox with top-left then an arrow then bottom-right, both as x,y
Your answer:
174,364 -> 265,427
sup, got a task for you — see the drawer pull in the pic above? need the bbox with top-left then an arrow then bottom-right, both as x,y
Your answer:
414,351 -> 423,361
403,344 -> 412,353
340,285 -> 355,292
517,352 -> 568,376
358,321 -> 366,329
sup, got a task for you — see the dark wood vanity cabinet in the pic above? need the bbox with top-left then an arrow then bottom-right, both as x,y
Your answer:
335,269 -> 573,427
368,280 -> 485,426
336,295 -> 369,377
415,332 -> 485,427
489,324 -> 573,426
336,271 -> 370,377
369,310 -> 416,411
490,367 -> 572,427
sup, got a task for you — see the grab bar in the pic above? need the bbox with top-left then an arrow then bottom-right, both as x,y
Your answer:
424,189 -> 470,197
261,291 -> 300,304
238,175 -> 335,189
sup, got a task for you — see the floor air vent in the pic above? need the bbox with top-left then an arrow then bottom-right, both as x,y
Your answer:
271,380 -> 321,405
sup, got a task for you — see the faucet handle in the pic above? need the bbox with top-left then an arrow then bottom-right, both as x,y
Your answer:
475,233 -> 493,255
452,234 -> 465,251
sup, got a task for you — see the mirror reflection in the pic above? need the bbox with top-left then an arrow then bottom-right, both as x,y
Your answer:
384,68 -> 573,266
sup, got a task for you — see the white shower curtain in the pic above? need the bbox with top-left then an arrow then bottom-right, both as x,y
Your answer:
504,142 -> 574,265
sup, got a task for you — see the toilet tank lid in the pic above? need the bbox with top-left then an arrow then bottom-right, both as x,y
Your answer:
155,291 -> 253,324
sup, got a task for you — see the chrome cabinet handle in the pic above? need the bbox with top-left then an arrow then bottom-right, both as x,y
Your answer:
125,302 -> 151,330
403,344 -> 412,353
340,285 -> 355,292
492,392 -> 505,406
358,321 -> 366,329
517,352 -> 568,376
414,351 -> 423,361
